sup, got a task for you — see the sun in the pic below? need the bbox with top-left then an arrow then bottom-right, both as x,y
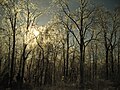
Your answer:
32,27 -> 39,37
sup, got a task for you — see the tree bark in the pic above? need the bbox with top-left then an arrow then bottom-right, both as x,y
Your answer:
66,29 -> 69,81
21,44 -> 27,84
9,8 -> 17,87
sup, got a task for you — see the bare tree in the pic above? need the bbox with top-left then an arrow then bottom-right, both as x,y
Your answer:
58,0 -> 97,88
96,6 -> 120,80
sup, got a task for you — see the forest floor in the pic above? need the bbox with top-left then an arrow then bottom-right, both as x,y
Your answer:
33,80 -> 120,90
1,79 -> 120,90
33,85 -> 118,90
34,86 -> 77,90
34,85 -> 79,90
33,84 -> 119,90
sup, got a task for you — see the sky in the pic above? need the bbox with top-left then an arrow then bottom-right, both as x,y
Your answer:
33,0 -> 120,9
94,0 -> 120,10
0,0 -> 120,26
34,0 -> 120,25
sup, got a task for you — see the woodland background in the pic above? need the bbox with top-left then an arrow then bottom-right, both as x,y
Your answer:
0,0 -> 120,90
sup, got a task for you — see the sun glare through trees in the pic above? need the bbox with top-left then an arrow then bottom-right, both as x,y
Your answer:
0,0 -> 120,90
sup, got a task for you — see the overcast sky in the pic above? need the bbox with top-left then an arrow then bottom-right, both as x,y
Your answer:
35,0 -> 120,25
33,0 -> 120,9
94,0 -> 120,9
0,0 -> 120,26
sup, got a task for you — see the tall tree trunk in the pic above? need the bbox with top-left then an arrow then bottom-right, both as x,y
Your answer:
118,42 -> 120,75
95,43 -> 97,80
21,44 -> 27,84
10,11 -> 17,88
10,29 -> 16,86
89,45 -> 92,81
62,43 -> 66,81
66,30 -> 69,81
79,8 -> 85,89
105,49 -> 109,80
40,52 -> 44,86
110,48 -> 114,74
44,46 -> 50,85
8,36 -> 11,76
70,48 -> 75,82
104,30 -> 109,80
79,41 -> 84,89
91,43 -> 95,80
53,51 -> 57,85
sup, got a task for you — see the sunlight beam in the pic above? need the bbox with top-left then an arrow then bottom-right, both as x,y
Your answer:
32,27 -> 39,37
